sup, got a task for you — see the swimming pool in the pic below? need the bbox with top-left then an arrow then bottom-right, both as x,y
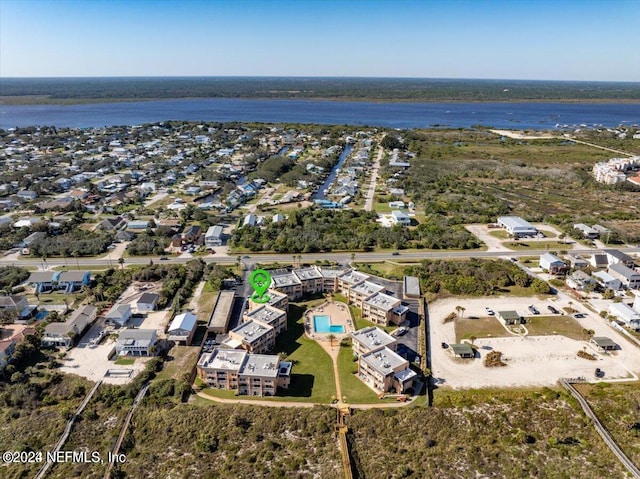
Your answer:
313,315 -> 345,334
34,310 -> 49,321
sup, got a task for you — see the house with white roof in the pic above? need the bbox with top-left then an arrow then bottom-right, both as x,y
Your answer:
167,311 -> 197,345
608,263 -> 640,290
539,253 -> 568,275
390,210 -> 410,226
608,303 -> 640,330
592,271 -> 622,291
358,346 -> 416,394
116,329 -> 157,356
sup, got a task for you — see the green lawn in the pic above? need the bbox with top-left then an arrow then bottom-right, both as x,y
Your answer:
115,357 -> 135,365
525,315 -> 590,340
337,343 -> 384,404
504,240 -> 567,251
455,317 -> 507,342
201,298 -> 336,404
156,345 -> 200,381
488,230 -> 510,239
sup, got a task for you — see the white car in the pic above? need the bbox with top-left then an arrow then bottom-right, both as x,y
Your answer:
485,307 -> 495,316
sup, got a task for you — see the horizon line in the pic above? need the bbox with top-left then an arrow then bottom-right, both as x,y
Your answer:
1,75 -> 639,84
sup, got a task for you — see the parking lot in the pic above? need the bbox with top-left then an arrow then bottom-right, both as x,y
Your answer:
428,296 -> 640,389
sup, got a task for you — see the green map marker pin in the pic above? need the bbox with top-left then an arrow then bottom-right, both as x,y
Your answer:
249,269 -> 271,304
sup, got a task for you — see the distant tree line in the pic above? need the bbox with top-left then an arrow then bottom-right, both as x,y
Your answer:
29,231 -> 113,257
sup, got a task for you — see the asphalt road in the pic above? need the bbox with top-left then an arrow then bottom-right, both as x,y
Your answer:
4,247 -> 639,269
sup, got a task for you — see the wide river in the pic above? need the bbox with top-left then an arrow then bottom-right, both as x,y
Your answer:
1,98 -> 638,130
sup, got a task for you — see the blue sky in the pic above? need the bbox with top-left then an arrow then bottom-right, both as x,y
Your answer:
1,0 -> 639,81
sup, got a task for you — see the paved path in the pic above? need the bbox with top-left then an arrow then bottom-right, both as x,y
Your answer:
561,379 -> 640,478
364,146 -> 382,212
565,137 -> 637,157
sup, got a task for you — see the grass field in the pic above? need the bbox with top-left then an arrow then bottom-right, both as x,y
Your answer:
455,317 -> 507,342
157,345 -> 201,381
336,343 -> 383,404
525,315 -> 589,340
504,240 -> 568,250
196,282 -> 219,322
114,357 -> 135,365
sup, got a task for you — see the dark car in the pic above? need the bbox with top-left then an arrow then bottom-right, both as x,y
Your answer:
574,313 -> 586,319
547,305 -> 559,314
160,256 -> 169,260
441,342 -> 448,349
595,368 -> 604,378
528,305 -> 540,315
392,251 -> 400,256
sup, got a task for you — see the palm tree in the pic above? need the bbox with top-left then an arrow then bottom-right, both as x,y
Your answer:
350,253 -> 355,266
455,305 -> 463,319
72,250 -> 80,270
118,257 -> 125,269
460,306 -> 466,319
328,333 -> 336,348
469,335 -> 477,347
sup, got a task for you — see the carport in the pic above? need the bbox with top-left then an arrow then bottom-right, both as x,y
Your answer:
450,343 -> 474,358
591,336 -> 618,351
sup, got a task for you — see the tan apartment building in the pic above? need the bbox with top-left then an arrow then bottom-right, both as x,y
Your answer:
243,305 -> 287,335
348,281 -> 385,308
359,346 -> 417,394
362,292 -> 408,326
336,270 -> 369,295
270,269 -> 303,300
197,348 -> 291,397
227,319 -> 275,354
351,326 -> 397,357
293,267 -> 324,295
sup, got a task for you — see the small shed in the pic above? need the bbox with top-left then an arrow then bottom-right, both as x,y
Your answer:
450,343 -> 474,358
590,336 -> 618,351
497,311 -> 524,325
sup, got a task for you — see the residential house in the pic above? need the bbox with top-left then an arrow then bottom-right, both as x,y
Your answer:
41,305 -> 97,348
608,263 -> 640,289
116,329 -> 157,356
95,216 -> 125,231
17,190 -> 37,201
539,253 -> 568,275
573,224 -> 599,239
167,311 -> 197,345
566,254 -> 589,270
336,270 -> 369,295
566,270 -> 597,291
608,303 -> 640,331
0,295 -> 29,314
182,225 -> 203,245
0,325 -> 34,371
204,225 -> 224,247
105,303 -> 132,327
592,271 -> 622,291
603,249 -> 635,268
589,254 -> 609,269
134,292 -> 159,312
127,220 -> 151,230
28,271 -> 91,294
390,210 -> 410,226
115,230 -> 135,242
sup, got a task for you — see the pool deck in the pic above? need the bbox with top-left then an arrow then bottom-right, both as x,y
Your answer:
304,300 -> 354,343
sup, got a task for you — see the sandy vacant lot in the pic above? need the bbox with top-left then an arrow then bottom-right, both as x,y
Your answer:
428,296 -> 640,389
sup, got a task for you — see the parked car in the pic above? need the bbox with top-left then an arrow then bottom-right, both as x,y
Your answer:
573,313 -> 586,319
510,257 -> 518,262
595,368 -> 604,378
485,307 -> 495,316
528,305 -> 540,315
547,305 -> 559,314
394,327 -> 408,336
441,342 -> 448,349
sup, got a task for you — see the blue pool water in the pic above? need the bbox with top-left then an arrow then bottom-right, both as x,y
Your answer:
34,310 -> 49,321
313,315 -> 345,334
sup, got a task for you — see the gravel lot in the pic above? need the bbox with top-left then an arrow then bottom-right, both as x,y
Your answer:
428,296 -> 640,389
